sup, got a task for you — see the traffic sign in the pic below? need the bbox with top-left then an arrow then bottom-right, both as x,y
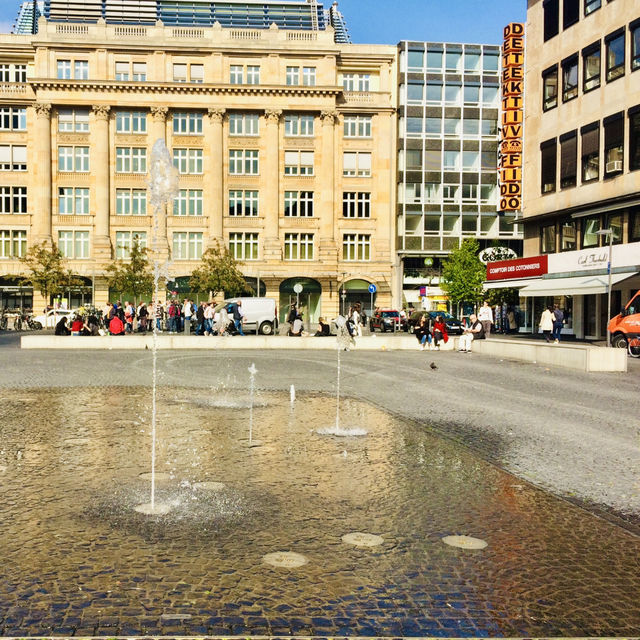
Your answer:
368,283 -> 377,294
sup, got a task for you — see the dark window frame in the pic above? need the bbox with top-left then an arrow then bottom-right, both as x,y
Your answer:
630,207 -> 640,241
540,138 -> 557,194
543,0 -> 560,42
560,130 -> 578,189
542,64 -> 558,111
605,28 -> 626,82
560,217 -> 577,252
581,121 -> 600,183
603,112 -> 624,177
562,53 -> 579,102
584,0 -> 601,16
540,222 -> 557,254
582,41 -> 601,92
605,212 -> 624,245
629,105 -> 640,172
581,214 -> 602,248
631,18 -> 640,73
563,0 -> 580,30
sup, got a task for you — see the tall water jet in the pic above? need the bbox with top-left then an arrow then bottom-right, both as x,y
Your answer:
290,384 -> 295,405
135,139 -> 179,515
248,363 -> 257,445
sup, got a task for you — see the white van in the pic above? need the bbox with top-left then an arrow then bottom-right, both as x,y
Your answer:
215,297 -> 278,335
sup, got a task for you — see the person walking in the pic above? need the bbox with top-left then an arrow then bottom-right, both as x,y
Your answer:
231,300 -> 245,335
539,305 -> 554,343
477,300 -> 493,338
552,304 -> 564,343
182,298 -> 192,335
195,302 -> 206,336
204,301 -> 215,335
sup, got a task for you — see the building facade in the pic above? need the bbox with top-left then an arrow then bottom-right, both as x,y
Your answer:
490,0 -> 640,339
0,15 -> 396,322
397,40 -> 522,310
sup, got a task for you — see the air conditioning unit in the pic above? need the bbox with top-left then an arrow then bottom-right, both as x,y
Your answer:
606,160 -> 622,173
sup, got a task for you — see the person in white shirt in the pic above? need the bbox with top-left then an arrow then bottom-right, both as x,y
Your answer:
477,300 -> 493,338
458,313 -> 485,352
182,298 -> 192,335
204,301 -> 215,335
351,306 -> 362,337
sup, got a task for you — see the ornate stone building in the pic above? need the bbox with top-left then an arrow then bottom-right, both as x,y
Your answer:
0,16 -> 396,323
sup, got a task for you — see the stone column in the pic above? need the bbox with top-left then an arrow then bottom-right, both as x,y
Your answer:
319,110 -> 338,242
149,106 -> 169,259
262,109 -> 282,260
91,104 -> 111,260
205,107 -> 225,245
33,103 -> 52,244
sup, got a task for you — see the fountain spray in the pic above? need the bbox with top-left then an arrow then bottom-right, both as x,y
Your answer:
248,363 -> 257,445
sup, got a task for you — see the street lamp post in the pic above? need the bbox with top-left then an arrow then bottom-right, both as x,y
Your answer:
596,228 -> 615,346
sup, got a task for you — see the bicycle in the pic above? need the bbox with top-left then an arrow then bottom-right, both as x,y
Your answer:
628,336 -> 640,358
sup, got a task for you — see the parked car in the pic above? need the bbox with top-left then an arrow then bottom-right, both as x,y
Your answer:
32,308 -> 77,329
214,297 -> 278,335
370,309 -> 405,332
407,310 -> 464,335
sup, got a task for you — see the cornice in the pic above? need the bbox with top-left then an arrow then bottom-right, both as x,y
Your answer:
28,79 -> 344,97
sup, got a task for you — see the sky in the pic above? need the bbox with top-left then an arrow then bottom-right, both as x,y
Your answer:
0,0 -> 527,45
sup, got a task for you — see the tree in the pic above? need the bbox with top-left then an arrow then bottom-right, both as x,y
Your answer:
440,238 -> 486,313
105,237 -> 153,303
190,240 -> 247,299
20,240 -> 68,307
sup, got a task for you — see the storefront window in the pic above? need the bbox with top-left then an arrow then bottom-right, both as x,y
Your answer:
581,215 -> 601,247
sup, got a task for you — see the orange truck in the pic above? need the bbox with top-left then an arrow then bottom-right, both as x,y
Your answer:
608,290 -> 640,348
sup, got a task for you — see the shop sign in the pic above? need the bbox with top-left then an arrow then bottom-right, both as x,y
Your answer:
486,255 -> 548,280
499,22 -> 525,213
548,240 -> 640,273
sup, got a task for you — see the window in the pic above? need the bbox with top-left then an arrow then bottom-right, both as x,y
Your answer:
116,189 -> 147,216
229,232 -> 258,260
284,233 -> 314,260
445,51 -> 461,72
426,50 -> 443,70
560,219 -> 577,251
541,138 -> 557,193
343,116 -> 371,138
582,42 -> 601,92
425,82 -> 442,102
481,150 -> 497,170
342,73 -> 370,91
0,229 -> 26,258
172,232 -> 202,260
228,190 -> 258,216
58,230 -> 89,259
480,184 -> 497,202
483,52 -> 499,72
302,67 -> 316,86
463,119 -> 479,136
425,149 -> 441,171
172,112 -> 202,136
342,152 -> 371,177
171,189 -> 202,216
462,151 -> 479,171
481,85 -> 499,106
115,61 -> 145,81
630,107 -> 640,171
461,184 -> 478,202
57,146 -> 88,173
442,118 -> 459,136
59,187 -> 89,215
404,149 -> 422,169
444,82 -> 461,104
542,65 -> 558,110
407,83 -> 424,102
560,131 -> 577,188
285,115 -> 314,137
584,0 -> 601,15
173,63 -> 203,83
116,147 -> 146,174
464,84 -> 480,104
229,149 -> 259,175
115,231 -> 147,259
442,184 -> 460,202
605,29 -> 625,82
57,60 -> 71,79
343,233 -> 371,261
0,186 -> 27,214
581,122 -> 600,181
172,148 -> 203,174
540,224 -> 556,254
230,65 -> 260,84
603,112 -> 624,175
230,65 -> 243,84
342,192 -> 370,218
284,151 -> 314,176
286,66 -> 300,85
408,117 -> 426,135
0,107 -> 26,131
115,111 -> 147,134
606,213 -> 623,245
481,119 -> 498,136
443,150 -> 460,170
407,50 -> 424,69
562,54 -> 579,102
58,108 -> 89,133
284,191 -> 313,217
424,183 -> 441,202
581,216 -> 600,247
631,208 -> 640,241
632,19 -> 640,72
563,0 -> 579,30
246,65 -> 260,85
132,62 -> 147,82
404,183 -> 422,203
464,52 -> 480,72
0,63 -> 26,82
543,0 -> 559,41
228,114 -> 259,136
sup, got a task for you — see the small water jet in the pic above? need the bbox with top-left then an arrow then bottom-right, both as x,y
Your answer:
342,532 -> 384,547
290,384 -> 296,405
262,551 -> 308,568
441,535 -> 488,550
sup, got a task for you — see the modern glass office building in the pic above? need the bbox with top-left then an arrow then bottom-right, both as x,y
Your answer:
397,41 -> 522,308
12,1 -> 43,34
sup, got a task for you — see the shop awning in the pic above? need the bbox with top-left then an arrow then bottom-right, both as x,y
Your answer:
484,278 -> 537,289
519,272 -> 637,297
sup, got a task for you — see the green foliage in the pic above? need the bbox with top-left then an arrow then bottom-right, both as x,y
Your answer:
105,237 -> 153,303
440,238 -> 486,308
20,241 -> 68,302
189,240 -> 248,298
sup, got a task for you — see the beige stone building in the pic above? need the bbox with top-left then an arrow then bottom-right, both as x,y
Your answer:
0,17 -> 397,324
489,0 -> 640,339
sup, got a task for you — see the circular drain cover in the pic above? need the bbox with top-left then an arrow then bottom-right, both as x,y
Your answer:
342,532 -> 384,547
193,481 -> 225,492
138,472 -> 171,483
134,502 -> 171,515
262,551 -> 308,568
442,535 -> 488,550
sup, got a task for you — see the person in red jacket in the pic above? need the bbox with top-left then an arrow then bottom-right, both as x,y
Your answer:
109,314 -> 125,335
432,315 -> 448,350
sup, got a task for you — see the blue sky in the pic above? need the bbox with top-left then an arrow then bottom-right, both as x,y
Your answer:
0,0 -> 527,44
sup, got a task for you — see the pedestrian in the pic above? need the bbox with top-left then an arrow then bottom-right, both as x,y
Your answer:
124,301 -> 135,333
109,313 -> 125,336
507,307 -> 518,334
167,300 -> 178,333
289,312 -> 303,336
204,301 -> 215,335
432,315 -> 448,350
138,302 -> 149,333
458,313 -> 484,352
230,299 -> 245,335
182,298 -> 192,335
287,303 -> 297,334
414,313 -> 430,351
196,301 -> 206,336
154,300 -> 163,332
552,304 -> 564,343
314,317 -> 331,336
539,305 -> 554,343
351,305 -> 362,337
55,316 -> 71,336
478,300 -> 493,338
